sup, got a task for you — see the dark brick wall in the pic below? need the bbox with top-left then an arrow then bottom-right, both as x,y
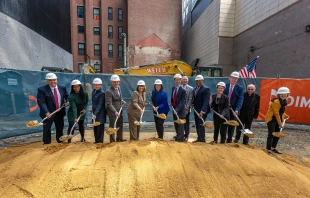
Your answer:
232,0 -> 310,78
218,37 -> 236,76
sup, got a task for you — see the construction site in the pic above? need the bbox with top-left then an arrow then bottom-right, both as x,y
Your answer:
1,0 -> 310,197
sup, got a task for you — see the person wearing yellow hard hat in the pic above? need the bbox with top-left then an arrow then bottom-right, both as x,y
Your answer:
67,79 -> 89,143
37,73 -> 68,144
265,87 -> 290,155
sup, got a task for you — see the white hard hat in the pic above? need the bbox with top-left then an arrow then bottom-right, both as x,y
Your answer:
93,78 -> 102,84
174,74 -> 182,79
216,82 -> 226,88
154,79 -> 162,85
277,87 -> 290,94
137,80 -> 146,86
110,74 -> 120,81
195,75 -> 204,81
46,73 -> 57,80
230,71 -> 240,78
71,79 -> 81,86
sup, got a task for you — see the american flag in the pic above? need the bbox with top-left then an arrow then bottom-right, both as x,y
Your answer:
239,56 -> 259,78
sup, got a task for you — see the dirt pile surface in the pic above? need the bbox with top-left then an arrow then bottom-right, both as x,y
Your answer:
0,138 -> 310,197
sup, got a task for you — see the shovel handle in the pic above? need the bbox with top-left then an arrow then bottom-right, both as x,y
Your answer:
211,109 -> 228,122
229,107 -> 244,130
149,102 -> 159,115
192,107 -> 205,124
280,118 -> 289,132
169,104 -> 180,120
40,103 -> 69,123
113,105 -> 124,129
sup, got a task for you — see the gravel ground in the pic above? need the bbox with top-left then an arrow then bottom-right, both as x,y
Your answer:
1,121 -> 309,158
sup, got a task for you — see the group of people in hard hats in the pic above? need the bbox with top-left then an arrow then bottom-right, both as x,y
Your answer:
37,72 -> 290,155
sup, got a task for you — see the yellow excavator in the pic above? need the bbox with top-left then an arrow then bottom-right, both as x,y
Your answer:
114,60 -> 193,76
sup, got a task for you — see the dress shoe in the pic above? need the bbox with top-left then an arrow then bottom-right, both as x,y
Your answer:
184,137 -> 188,141
226,140 -> 232,143
68,139 -> 71,143
173,135 -> 177,140
81,138 -> 86,142
271,149 -> 282,154
116,139 -> 127,142
233,139 -> 239,143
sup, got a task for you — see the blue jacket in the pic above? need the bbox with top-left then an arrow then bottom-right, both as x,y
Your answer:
37,84 -> 68,119
171,86 -> 186,118
92,89 -> 107,124
151,89 -> 169,114
192,84 -> 211,114
224,83 -> 244,112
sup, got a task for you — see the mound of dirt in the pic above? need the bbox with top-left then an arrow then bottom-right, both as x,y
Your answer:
0,138 -> 310,197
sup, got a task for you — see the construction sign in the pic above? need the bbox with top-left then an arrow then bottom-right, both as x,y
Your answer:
258,79 -> 310,124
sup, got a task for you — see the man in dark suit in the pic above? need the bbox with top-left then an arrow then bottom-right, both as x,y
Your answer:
37,73 -> 68,144
224,71 -> 244,143
191,75 -> 211,143
234,84 -> 260,144
171,74 -> 186,142
105,74 -> 126,142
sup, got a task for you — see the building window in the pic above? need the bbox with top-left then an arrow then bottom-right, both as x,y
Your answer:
108,25 -> 113,38
118,8 -> 123,21
78,42 -> 85,55
94,44 -> 100,56
77,6 -> 84,18
78,62 -> 84,73
108,7 -> 113,20
118,26 -> 123,39
94,27 -> 100,35
94,63 -> 101,73
77,25 -> 84,34
118,44 -> 123,57
108,44 -> 113,57
93,8 -> 100,20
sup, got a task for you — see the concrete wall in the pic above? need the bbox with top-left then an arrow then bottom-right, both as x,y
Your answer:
181,0 -> 220,66
232,0 -> 310,78
0,12 -> 73,71
128,0 -> 182,66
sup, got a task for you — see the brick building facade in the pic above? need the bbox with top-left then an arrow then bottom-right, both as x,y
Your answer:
127,0 -> 182,67
70,0 -> 127,73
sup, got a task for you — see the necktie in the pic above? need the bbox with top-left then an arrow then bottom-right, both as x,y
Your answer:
228,85 -> 233,101
116,88 -> 120,96
195,86 -> 200,96
172,88 -> 177,107
54,88 -> 59,109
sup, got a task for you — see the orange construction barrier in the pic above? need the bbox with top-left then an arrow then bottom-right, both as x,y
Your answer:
258,79 -> 310,124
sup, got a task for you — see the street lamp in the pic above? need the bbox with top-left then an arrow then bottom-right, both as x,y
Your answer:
121,33 -> 128,68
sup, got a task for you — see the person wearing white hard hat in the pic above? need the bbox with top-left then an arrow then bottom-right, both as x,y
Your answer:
265,87 -> 290,155
67,79 -> 89,143
126,80 -> 147,140
210,82 -> 229,144
223,71 -> 244,143
91,78 -> 107,143
191,74 -> 211,143
151,79 -> 169,139
234,84 -> 260,145
37,73 -> 68,144
105,74 -> 126,142
171,74 -> 186,142
181,76 -> 194,141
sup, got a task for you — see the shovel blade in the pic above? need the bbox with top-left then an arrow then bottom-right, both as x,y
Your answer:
202,123 -> 214,129
272,132 -> 286,138
26,120 -> 43,127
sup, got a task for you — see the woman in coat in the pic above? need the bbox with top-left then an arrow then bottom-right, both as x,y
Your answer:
265,87 -> 290,154
151,79 -> 169,139
91,78 -> 106,143
67,79 -> 88,143
126,80 -> 147,140
210,82 -> 230,144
